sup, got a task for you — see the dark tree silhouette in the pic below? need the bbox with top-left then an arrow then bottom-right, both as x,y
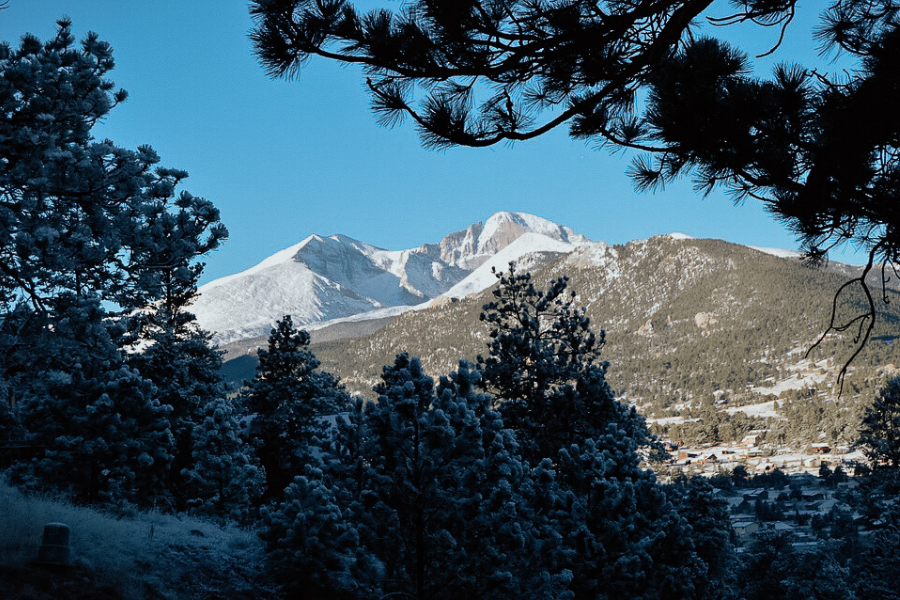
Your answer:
249,0 -> 797,149
477,263 -> 651,463
243,315 -> 350,502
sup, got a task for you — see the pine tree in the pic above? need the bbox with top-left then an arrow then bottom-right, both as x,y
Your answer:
182,395 -> 264,522
478,263 -> 651,463
0,20 -> 227,508
325,355 -> 545,599
553,434 -> 705,600
7,295 -> 172,505
244,315 -> 350,502
857,377 -> 900,469
261,466 -> 376,600
738,533 -> 856,600
669,476 -> 738,598
0,19 -> 226,313
126,323 -> 228,509
853,504 -> 900,600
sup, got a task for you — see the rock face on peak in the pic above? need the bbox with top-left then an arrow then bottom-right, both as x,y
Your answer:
192,212 -> 594,344
439,211 -> 590,269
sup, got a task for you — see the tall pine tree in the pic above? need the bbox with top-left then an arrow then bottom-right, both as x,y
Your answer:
478,263 -> 651,463
244,315 -> 350,502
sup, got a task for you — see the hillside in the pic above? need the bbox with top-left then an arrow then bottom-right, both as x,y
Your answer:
302,236 -> 900,448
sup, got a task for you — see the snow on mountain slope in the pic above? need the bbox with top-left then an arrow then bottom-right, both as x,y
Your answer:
439,233 -> 581,299
193,212 -> 593,344
439,211 -> 590,269
191,257 -> 385,345
749,245 -> 804,259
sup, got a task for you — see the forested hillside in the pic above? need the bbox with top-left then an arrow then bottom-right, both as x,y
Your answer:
308,236 -> 900,447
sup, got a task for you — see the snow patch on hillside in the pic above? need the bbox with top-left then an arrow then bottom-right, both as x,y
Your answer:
725,400 -> 781,419
749,246 -> 804,260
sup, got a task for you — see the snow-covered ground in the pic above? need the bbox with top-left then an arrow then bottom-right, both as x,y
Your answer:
440,233 -> 578,299
725,400 -> 781,419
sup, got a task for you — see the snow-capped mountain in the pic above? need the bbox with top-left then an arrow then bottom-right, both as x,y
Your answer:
192,212 -> 594,344
438,211 -> 591,269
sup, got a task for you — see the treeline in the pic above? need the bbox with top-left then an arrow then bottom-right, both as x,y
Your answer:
312,236 -> 900,433
256,268 -> 733,599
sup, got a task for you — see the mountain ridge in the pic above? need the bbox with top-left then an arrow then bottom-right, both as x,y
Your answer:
301,234 -> 900,450
192,211 -> 595,344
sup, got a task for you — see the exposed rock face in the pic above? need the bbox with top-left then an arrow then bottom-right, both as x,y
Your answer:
636,319 -> 654,337
439,212 -> 590,269
694,312 -> 718,329
439,221 -> 484,269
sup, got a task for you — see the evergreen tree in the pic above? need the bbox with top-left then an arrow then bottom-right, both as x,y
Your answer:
0,19 -> 226,312
0,20 -> 226,508
552,433 -> 706,600
669,476 -> 737,598
126,323 -> 227,509
244,315 -> 350,502
853,504 -> 900,600
261,467 -> 368,600
737,533 -> 855,600
7,295 -> 172,505
478,263 -> 651,462
329,355 -> 546,599
182,395 -> 264,522
857,377 -> 900,469
249,1 -> 792,151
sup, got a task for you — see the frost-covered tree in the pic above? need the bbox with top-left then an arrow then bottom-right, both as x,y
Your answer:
356,355 -> 550,600
356,353 -> 452,599
553,433 -> 707,600
245,315 -> 351,502
271,354 -> 556,599
125,324 -> 227,509
0,20 -> 227,508
478,263 -> 651,462
261,467 -> 375,600
475,265 -> 718,598
7,295 -> 172,504
668,475 -> 738,598
737,533 -> 855,600
852,504 -> 900,600
0,19 -> 226,313
182,395 -> 264,521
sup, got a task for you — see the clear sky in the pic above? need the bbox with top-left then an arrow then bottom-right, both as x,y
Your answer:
0,1 -> 868,285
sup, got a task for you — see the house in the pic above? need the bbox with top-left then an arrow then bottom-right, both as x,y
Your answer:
743,489 -> 769,501
733,521 -> 760,540
741,434 -> 762,447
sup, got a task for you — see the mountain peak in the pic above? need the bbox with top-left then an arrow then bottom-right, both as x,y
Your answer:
440,211 -> 591,269
194,212 -> 592,344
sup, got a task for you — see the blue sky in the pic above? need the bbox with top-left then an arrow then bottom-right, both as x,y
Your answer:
0,1 -> 868,285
